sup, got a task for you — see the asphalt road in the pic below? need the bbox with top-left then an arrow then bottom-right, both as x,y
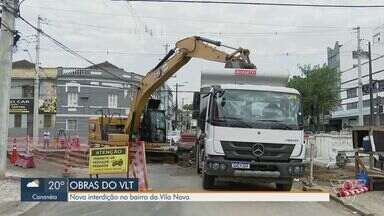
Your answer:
22,164 -> 356,216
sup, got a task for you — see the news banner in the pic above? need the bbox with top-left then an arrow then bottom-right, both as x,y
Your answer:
20,178 -> 329,202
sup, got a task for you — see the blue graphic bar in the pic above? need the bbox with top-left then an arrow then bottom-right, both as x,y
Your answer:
21,178 -> 68,202
68,178 -> 138,191
21,178 -> 139,202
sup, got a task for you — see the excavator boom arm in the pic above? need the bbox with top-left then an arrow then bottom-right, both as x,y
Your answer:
124,36 -> 255,136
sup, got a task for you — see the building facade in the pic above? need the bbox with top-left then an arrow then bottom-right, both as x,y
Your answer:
55,61 -> 174,143
55,62 -> 135,142
327,41 -> 341,73
9,60 -> 174,142
330,25 -> 384,128
9,60 -> 57,138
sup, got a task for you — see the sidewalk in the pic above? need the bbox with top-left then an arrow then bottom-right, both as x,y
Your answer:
0,158 -> 87,216
311,165 -> 384,216
329,190 -> 383,216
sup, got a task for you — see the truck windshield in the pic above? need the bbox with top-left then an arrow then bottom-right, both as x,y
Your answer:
211,89 -> 302,130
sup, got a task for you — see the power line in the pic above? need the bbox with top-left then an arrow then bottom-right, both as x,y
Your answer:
23,5 -> 376,30
3,3 -> 126,81
112,0 -> 384,8
45,18 -> 356,36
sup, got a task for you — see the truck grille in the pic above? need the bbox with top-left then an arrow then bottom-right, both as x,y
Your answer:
221,141 -> 294,162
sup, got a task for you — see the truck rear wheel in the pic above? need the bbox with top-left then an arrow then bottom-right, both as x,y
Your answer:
276,181 -> 293,191
202,172 -> 215,189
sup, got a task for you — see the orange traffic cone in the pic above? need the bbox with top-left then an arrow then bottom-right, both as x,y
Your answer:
11,138 -> 17,165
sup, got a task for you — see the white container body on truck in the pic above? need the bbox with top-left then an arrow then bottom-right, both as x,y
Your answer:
193,68 -> 305,191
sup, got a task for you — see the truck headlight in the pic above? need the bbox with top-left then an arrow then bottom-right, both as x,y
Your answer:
212,162 -> 220,170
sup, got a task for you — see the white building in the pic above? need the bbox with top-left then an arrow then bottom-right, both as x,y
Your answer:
330,25 -> 384,128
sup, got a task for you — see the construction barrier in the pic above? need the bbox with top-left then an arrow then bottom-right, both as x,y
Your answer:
129,140 -> 149,191
7,136 -> 30,153
335,179 -> 369,197
63,138 -> 70,176
15,153 -> 35,168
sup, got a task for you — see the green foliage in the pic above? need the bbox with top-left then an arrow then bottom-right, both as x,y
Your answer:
288,64 -> 339,131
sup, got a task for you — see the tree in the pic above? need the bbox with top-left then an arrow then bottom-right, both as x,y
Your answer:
288,64 -> 339,131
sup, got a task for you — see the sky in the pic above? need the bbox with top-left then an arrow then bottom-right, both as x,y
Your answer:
13,0 -> 384,104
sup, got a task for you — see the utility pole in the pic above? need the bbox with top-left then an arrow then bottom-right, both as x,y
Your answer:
354,27 -> 364,126
33,16 -> 41,149
163,43 -> 169,130
175,83 -> 178,129
368,41 -> 374,126
376,87 -> 381,126
0,0 -> 18,178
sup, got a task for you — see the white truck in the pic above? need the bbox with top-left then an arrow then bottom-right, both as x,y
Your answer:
193,68 -> 305,190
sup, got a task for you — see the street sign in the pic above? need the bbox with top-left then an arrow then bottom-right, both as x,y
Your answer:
89,147 -> 128,175
9,99 -> 34,114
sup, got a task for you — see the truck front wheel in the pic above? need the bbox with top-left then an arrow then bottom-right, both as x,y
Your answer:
276,181 -> 293,191
202,173 -> 215,189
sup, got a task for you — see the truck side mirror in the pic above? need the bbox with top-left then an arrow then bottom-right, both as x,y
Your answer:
192,92 -> 200,119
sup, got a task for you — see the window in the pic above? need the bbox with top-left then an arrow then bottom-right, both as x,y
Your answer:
14,114 -> 22,128
68,92 -> 78,107
108,94 -> 118,108
89,123 -> 96,132
347,88 -> 357,98
22,85 -> 33,98
211,89 -> 302,129
362,84 -> 370,95
347,102 -> 358,110
44,114 -> 52,128
379,80 -> 384,91
66,120 -> 77,130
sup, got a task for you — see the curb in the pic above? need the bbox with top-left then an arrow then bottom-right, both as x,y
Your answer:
6,202 -> 40,216
5,175 -> 21,181
329,193 -> 374,216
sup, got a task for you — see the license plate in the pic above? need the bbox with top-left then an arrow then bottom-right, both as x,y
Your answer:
231,162 -> 250,169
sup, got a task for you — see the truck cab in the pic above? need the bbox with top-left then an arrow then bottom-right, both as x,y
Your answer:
194,69 -> 305,190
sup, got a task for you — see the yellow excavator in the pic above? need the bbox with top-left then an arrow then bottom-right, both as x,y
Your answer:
88,36 -> 255,159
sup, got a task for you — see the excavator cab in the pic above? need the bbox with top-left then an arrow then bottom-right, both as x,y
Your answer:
140,109 -> 166,143
140,99 -> 166,143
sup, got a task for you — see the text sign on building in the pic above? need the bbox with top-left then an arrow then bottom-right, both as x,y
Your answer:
9,99 -> 34,114
234,69 -> 257,76
89,147 -> 128,175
